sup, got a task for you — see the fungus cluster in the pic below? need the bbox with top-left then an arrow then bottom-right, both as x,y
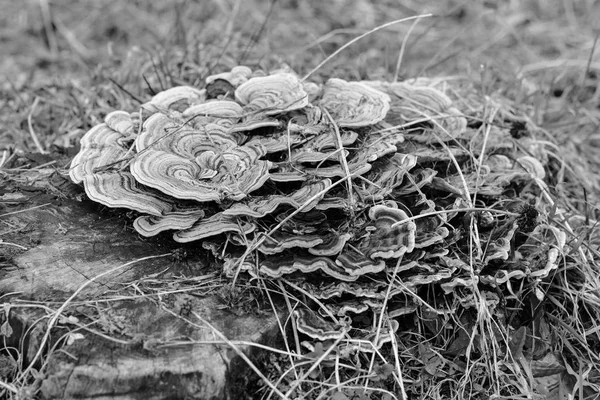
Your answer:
70,67 -> 560,354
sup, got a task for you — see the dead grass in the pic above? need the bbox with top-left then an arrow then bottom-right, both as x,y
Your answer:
2,0 -> 600,399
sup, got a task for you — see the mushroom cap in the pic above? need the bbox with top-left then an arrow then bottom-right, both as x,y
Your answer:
478,223 -> 566,287
205,66 -> 253,87
320,78 -> 391,127
69,109 -> 140,184
131,146 -> 272,203
83,172 -> 173,216
293,309 -> 348,341
136,113 -> 240,154
230,115 -> 282,132
335,246 -> 387,276
222,179 -> 332,218
69,111 -> 179,216
308,233 -> 352,256
346,319 -> 399,353
365,80 -> 467,136
360,153 -> 417,201
147,86 -> 206,110
69,123 -> 131,184
357,205 -> 416,259
104,110 -> 136,135
244,129 -> 307,153
299,280 -> 404,300
133,209 -> 205,237
260,254 -> 361,282
235,73 -> 309,115
131,113 -> 272,203
413,216 -> 450,248
483,221 -> 518,264
174,213 -> 256,242
517,156 -> 545,179
305,129 -> 358,152
66,67 -> 558,360
259,232 -> 324,255
182,100 -> 244,118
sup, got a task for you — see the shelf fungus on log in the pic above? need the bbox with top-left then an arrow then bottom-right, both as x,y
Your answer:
68,66 -> 561,361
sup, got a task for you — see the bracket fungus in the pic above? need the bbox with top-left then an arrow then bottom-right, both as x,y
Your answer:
133,209 -> 205,237
205,65 -> 253,88
146,86 -> 206,111
182,100 -> 244,119
235,73 -> 309,115
69,67 -> 560,360
358,205 -> 416,259
320,78 -> 391,127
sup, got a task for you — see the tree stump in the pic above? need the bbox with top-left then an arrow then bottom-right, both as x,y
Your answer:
1,165 -> 279,399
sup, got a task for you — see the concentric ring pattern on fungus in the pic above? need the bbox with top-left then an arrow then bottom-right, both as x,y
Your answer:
70,66 -> 557,353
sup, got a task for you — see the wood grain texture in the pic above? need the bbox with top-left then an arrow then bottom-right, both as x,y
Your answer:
0,169 -> 278,399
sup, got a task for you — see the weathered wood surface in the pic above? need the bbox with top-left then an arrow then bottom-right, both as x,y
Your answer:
1,170 -> 176,298
0,166 -> 278,399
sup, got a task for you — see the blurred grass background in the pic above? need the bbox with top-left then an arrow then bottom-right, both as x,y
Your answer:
2,0 -> 599,84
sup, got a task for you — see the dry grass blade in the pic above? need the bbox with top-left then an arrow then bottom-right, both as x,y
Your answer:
283,335 -> 346,398
38,0 -> 58,58
323,108 -> 355,211
0,203 -> 52,218
301,14 -> 432,82
0,380 -> 18,395
391,207 -> 519,228
393,16 -> 424,82
275,280 -> 302,359
239,0 -> 277,63
27,97 -> 47,154
365,256 -> 404,391
164,308 -> 288,400
14,253 -> 172,385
